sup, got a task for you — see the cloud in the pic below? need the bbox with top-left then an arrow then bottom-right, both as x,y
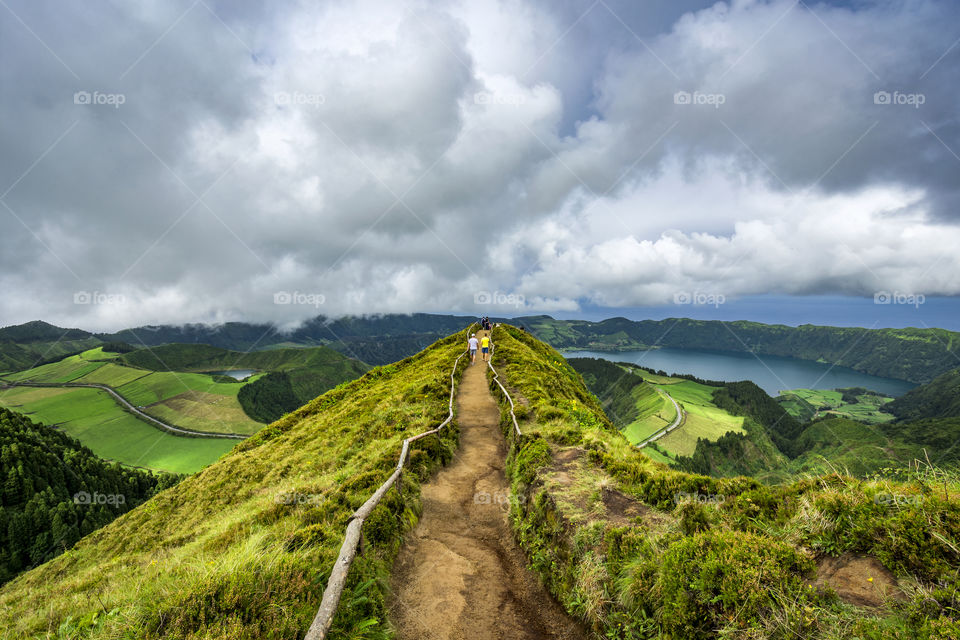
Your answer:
0,0 -> 958,331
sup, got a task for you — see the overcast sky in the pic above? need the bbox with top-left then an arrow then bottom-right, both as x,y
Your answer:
1,0 -> 959,331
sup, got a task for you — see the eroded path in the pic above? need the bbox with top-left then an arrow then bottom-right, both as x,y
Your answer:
389,333 -> 585,639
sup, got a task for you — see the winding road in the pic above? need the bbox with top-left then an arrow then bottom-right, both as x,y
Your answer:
637,386 -> 684,448
0,380 -> 249,439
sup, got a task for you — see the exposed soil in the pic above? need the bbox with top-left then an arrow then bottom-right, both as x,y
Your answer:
389,332 -> 586,639
814,553 -> 905,608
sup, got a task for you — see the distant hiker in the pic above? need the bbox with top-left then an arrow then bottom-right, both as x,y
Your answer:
468,333 -> 479,364
480,334 -> 491,361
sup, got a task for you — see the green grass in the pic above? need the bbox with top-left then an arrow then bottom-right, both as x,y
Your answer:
621,384 -> 676,443
657,381 -> 745,456
0,329 -> 472,639
487,324 -> 960,639
74,362 -> 152,386
781,388 -> 895,424
0,386 -> 235,473
4,353 -> 106,383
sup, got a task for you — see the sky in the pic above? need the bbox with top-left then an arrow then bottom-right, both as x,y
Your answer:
1,0 -> 959,332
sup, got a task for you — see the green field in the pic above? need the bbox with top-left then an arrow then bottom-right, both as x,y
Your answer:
621,384 -> 677,443
5,353 -> 106,383
654,380 -> 745,456
0,386 -> 236,473
779,388 -> 894,424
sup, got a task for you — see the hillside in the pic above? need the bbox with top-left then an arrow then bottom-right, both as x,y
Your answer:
0,320 -> 102,374
1,326 -> 958,639
0,330 -> 471,638
490,326 -> 960,638
883,368 -> 960,420
518,315 -> 960,383
0,407 -> 179,586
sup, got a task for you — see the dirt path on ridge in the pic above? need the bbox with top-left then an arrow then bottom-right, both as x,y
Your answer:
389,331 -> 586,640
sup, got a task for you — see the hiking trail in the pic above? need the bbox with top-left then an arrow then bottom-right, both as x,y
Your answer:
389,331 -> 585,639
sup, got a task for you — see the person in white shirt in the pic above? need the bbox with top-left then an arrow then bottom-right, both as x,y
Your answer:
468,334 -> 479,364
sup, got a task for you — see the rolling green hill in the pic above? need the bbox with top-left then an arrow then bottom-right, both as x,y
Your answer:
883,368 -> 960,420
0,326 -> 957,638
0,320 -> 102,374
0,330 -> 469,639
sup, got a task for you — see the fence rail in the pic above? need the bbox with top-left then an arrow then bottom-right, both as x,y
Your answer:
303,334 -> 471,640
487,356 -> 522,438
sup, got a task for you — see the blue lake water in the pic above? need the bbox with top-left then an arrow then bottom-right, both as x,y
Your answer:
206,369 -> 256,380
563,348 -> 916,397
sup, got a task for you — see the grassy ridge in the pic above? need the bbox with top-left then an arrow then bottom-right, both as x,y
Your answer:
490,325 -> 960,639
0,328 -> 471,639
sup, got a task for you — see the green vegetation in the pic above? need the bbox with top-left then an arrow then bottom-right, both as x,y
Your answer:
0,320 -> 102,373
0,386 -> 238,473
657,381 -> 745,456
884,368 -> 960,420
0,329 -> 471,639
0,407 -> 180,586
489,324 -> 960,638
569,358 -> 744,456
778,387 -> 894,424
518,314 -> 959,383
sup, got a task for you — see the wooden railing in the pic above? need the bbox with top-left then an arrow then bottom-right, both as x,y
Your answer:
303,336 -> 470,640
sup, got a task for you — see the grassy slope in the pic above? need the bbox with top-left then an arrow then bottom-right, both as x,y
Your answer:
0,329 -> 471,639
0,386 -> 236,474
657,381 -> 745,456
490,325 -> 960,639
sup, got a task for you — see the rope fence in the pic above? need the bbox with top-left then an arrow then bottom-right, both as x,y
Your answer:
487,348 -> 522,439
303,328 -> 474,640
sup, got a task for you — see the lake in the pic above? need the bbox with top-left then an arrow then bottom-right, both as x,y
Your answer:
206,369 -> 256,380
563,348 -> 916,397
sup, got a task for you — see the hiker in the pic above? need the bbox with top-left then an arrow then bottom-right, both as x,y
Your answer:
480,334 -> 491,362
468,333 -> 479,364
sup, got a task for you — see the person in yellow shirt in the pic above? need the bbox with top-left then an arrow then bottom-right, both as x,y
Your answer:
480,335 -> 491,362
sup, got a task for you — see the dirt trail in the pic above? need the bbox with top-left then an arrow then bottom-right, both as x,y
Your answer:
390,332 -> 585,640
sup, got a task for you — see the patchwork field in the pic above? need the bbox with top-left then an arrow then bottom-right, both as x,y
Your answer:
0,386 -> 236,473
657,380 -> 745,456
621,384 -> 677,444
779,387 -> 895,424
